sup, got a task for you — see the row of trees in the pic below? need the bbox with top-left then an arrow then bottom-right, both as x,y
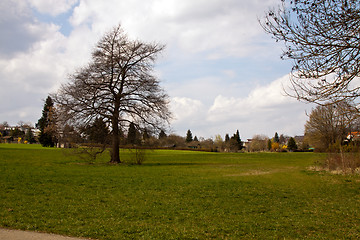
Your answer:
249,133 -> 300,152
0,121 -> 36,144
304,102 -> 360,151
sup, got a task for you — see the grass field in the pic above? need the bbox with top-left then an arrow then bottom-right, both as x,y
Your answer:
1,144 -> 360,239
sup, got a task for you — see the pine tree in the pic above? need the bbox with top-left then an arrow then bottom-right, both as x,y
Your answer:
287,137 -> 297,151
231,130 -> 243,151
37,96 -> 57,147
186,129 -> 193,143
24,128 -> 36,144
127,123 -> 139,145
267,139 -> 272,151
225,134 -> 230,142
86,118 -> 109,144
158,130 -> 167,139
274,132 -> 280,143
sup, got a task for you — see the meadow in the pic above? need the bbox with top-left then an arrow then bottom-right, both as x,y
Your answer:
0,144 -> 359,239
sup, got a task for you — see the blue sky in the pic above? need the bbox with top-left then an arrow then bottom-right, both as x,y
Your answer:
0,0 -> 314,140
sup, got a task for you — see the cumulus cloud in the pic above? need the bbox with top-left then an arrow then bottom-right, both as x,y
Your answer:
205,75 -> 312,138
27,0 -> 79,16
169,75 -> 312,139
68,0 -> 279,58
170,97 -> 204,123
0,0 -> 309,139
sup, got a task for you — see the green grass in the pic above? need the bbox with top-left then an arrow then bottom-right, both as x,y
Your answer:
1,144 -> 360,239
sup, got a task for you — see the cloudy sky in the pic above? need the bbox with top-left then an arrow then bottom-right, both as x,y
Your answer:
0,0 -> 314,140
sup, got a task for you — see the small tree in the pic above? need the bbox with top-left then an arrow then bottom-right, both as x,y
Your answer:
127,122 -> 139,145
186,129 -> 193,143
250,135 -> 269,152
85,117 -> 109,144
287,137 -> 297,151
24,128 -> 36,144
273,132 -> 280,143
158,130 -> 167,139
230,130 -> 243,151
225,134 -> 230,143
267,139 -> 272,151
37,96 -> 57,147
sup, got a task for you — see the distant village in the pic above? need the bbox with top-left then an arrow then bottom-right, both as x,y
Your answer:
0,121 -> 308,152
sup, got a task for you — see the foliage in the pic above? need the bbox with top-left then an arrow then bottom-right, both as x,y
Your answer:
185,129 -> 193,143
2,144 -> 360,239
320,148 -> 360,174
84,118 -> 109,144
271,142 -> 280,151
127,122 -> 140,145
249,135 -> 269,152
287,137 -> 298,151
304,104 -> 349,151
24,128 -> 36,144
230,130 -> 243,151
158,130 -> 167,139
225,134 -> 230,143
53,24 -> 170,163
37,96 -> 57,147
273,132 -> 279,143
261,0 -> 360,110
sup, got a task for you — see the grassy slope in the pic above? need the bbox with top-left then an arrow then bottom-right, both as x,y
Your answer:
0,144 -> 359,239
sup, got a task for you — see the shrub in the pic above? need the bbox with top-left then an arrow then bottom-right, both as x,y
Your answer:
323,152 -> 360,174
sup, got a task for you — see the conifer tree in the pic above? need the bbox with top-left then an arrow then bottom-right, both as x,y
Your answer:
158,130 -> 167,139
127,123 -> 139,145
274,132 -> 280,143
231,130 -> 243,150
186,129 -> 193,143
37,96 -> 57,147
287,137 -> 298,151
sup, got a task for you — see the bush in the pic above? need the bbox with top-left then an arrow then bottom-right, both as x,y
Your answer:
323,152 -> 360,174
128,148 -> 147,165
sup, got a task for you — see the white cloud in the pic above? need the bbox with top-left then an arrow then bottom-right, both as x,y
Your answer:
170,97 -> 204,123
27,0 -> 78,16
205,75 -> 313,138
0,0 -> 309,139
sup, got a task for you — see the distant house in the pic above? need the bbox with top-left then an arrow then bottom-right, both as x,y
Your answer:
346,132 -> 360,142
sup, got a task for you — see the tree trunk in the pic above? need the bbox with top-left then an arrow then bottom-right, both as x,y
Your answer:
110,104 -> 121,163
111,128 -> 120,163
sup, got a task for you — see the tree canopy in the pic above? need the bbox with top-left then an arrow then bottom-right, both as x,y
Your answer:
54,24 -> 171,163
37,96 -> 57,147
261,0 -> 360,110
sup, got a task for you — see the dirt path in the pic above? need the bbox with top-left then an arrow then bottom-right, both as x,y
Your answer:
0,228 -> 92,240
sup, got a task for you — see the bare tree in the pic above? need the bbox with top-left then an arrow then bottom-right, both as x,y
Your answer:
304,102 -> 353,151
249,135 -> 269,152
54,25 -> 171,163
261,0 -> 360,109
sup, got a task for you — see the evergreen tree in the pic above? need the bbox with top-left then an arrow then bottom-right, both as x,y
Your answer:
274,132 -> 280,143
193,136 -> 199,142
287,137 -> 298,151
24,128 -> 36,144
225,134 -> 230,142
37,96 -> 57,147
143,129 -> 150,140
86,118 -> 109,144
267,139 -> 272,151
127,123 -> 139,145
231,130 -> 243,150
185,129 -> 193,143
158,130 -> 167,139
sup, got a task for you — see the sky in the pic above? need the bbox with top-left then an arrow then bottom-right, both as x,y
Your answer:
0,0 -> 315,140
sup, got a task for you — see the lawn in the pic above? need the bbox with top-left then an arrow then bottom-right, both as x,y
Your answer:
0,144 -> 359,239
